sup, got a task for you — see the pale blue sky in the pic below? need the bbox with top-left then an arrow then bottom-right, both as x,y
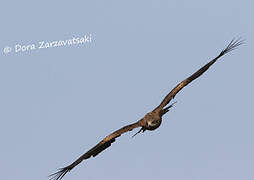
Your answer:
0,1 -> 253,180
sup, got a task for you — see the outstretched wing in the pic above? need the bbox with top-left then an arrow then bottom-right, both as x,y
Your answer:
155,38 -> 244,111
49,121 -> 141,180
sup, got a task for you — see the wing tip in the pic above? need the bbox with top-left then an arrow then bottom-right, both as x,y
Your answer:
220,37 -> 245,56
49,166 -> 72,180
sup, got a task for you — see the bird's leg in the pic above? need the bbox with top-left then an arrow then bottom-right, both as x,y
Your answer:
161,101 -> 177,115
132,127 -> 145,138
166,101 -> 177,110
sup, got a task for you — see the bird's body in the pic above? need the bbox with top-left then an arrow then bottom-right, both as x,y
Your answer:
144,111 -> 162,130
50,38 -> 244,180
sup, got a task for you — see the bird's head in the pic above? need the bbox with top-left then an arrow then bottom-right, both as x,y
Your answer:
144,112 -> 162,131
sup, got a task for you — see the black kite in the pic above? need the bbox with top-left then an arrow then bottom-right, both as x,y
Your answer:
50,38 -> 243,180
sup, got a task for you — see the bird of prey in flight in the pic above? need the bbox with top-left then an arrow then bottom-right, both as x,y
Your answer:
50,38 -> 243,180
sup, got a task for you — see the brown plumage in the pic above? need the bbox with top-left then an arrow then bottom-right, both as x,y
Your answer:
49,38 -> 244,180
